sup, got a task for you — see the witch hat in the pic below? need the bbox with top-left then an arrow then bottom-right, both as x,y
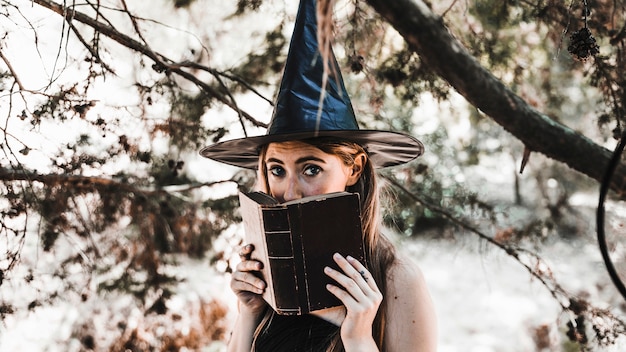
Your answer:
199,0 -> 423,169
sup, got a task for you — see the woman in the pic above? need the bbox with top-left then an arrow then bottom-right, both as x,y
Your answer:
200,1 -> 437,350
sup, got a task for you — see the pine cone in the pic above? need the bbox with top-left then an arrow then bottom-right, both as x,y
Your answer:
567,27 -> 600,61
349,54 -> 364,73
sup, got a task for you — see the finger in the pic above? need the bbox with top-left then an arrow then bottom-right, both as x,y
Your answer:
235,259 -> 263,273
325,281 -> 358,306
325,268 -> 361,302
324,264 -> 368,303
233,260 -> 265,290
345,255 -> 379,292
238,243 -> 255,259
231,270 -> 266,293
332,253 -> 377,292
231,279 -> 265,295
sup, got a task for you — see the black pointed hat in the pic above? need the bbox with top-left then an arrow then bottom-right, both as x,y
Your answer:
199,0 -> 423,169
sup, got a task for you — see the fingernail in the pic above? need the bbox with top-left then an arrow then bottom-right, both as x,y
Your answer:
347,255 -> 354,261
333,253 -> 341,259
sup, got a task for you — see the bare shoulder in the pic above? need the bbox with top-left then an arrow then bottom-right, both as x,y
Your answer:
386,253 -> 433,316
385,252 -> 438,352
388,253 -> 427,290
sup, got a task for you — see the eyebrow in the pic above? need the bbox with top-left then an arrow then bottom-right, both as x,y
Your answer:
265,155 -> 326,165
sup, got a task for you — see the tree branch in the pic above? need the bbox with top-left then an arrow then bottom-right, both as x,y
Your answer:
383,174 -> 570,309
0,167 -> 236,197
384,173 -> 626,341
366,0 -> 626,196
31,0 -> 268,129
0,49 -> 26,91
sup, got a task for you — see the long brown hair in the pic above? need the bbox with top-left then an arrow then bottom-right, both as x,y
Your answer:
253,138 -> 397,351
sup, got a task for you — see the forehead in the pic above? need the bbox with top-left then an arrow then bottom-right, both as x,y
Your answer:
265,141 -> 328,161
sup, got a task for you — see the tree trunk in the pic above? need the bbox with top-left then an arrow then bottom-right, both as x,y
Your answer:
366,0 -> 626,197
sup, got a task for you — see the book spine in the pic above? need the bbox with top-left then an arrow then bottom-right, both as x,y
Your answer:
285,206 -> 310,313
262,208 -> 301,315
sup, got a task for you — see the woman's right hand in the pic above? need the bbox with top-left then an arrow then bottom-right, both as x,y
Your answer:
231,244 -> 267,314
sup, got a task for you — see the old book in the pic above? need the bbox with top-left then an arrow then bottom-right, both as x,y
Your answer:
238,190 -> 365,315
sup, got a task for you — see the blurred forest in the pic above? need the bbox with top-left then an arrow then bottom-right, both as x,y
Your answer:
1,0 -> 626,350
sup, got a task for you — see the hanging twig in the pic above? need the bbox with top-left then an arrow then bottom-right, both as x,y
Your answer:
597,129 -> 626,302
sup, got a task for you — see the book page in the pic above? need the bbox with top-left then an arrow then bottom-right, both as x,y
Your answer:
282,191 -> 351,206
244,191 -> 280,205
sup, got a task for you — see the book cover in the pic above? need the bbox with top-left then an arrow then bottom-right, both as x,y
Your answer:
238,191 -> 366,315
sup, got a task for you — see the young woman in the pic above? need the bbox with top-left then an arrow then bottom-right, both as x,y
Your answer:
200,0 -> 437,350
225,138 -> 437,351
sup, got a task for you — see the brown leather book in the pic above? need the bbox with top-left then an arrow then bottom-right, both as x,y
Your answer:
238,191 -> 366,315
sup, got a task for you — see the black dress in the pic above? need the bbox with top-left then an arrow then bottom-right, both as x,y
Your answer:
253,313 -> 340,352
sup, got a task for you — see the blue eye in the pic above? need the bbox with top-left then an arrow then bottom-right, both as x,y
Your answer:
268,166 -> 285,177
303,165 -> 322,176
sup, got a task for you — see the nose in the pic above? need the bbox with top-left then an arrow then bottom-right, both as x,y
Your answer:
282,176 -> 302,202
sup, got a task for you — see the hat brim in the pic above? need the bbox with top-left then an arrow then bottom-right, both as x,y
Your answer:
199,130 -> 424,169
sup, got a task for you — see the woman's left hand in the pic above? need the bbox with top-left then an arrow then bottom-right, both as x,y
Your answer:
325,253 -> 382,349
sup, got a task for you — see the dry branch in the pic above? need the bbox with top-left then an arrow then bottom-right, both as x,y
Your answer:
0,167 -> 232,196
31,0 -> 267,129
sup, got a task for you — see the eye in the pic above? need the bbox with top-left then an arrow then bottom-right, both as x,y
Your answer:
303,164 -> 322,176
268,165 -> 285,177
